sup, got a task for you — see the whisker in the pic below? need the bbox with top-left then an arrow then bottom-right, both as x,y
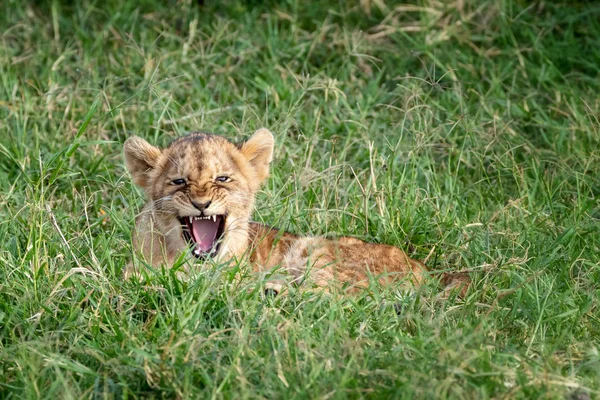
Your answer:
166,155 -> 183,172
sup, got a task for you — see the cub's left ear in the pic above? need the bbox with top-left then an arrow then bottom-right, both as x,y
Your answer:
241,128 -> 274,184
123,136 -> 162,189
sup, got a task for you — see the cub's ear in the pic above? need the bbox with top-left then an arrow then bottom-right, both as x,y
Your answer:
123,136 -> 162,188
241,128 -> 274,183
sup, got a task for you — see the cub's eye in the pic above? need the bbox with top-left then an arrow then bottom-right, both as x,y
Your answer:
215,176 -> 231,183
171,178 -> 187,185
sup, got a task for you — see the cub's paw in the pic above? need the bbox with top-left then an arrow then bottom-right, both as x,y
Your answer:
264,281 -> 285,297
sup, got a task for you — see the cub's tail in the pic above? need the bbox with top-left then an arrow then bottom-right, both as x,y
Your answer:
439,271 -> 470,298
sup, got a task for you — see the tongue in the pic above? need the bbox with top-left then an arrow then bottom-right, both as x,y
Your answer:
191,217 -> 221,252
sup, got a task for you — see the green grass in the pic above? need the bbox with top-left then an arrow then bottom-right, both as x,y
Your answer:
1,0 -> 599,398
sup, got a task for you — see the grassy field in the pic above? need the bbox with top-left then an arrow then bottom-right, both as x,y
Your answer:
1,0 -> 599,398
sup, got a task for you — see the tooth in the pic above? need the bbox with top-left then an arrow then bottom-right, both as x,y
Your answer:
189,217 -> 192,223
212,215 -> 216,222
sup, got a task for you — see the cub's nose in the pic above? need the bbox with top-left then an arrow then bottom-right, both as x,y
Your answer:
191,200 -> 211,212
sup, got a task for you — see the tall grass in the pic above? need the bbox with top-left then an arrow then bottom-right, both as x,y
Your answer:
1,0 -> 599,398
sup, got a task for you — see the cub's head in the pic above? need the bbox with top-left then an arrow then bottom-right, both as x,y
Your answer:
124,129 -> 274,259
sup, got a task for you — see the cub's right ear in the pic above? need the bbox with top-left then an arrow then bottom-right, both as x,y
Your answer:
123,136 -> 162,188
240,128 -> 274,185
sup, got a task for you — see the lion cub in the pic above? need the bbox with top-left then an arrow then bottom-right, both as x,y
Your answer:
123,129 -> 427,293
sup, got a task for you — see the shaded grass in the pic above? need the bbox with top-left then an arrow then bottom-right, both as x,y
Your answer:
1,0 -> 599,398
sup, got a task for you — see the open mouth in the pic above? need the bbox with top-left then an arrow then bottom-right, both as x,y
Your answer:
179,215 -> 226,258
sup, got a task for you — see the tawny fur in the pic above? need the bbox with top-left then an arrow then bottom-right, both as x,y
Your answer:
123,129 -> 428,293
